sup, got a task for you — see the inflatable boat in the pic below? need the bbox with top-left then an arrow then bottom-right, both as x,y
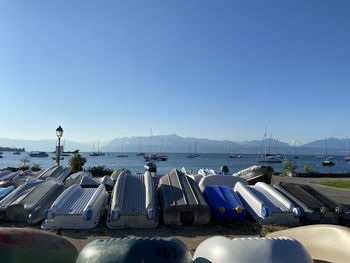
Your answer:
273,182 -> 344,223
0,179 -> 64,224
234,182 -> 301,225
42,184 -> 108,229
267,224 -> 350,263
158,169 -> 210,225
76,237 -> 192,263
193,236 -> 313,263
106,170 -> 158,228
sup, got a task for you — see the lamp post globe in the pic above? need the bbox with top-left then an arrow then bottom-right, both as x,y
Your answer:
56,126 -> 64,165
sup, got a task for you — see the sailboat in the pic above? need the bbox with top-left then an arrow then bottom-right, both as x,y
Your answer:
157,139 -> 168,161
143,129 -> 168,161
256,132 -> 284,163
322,137 -> 335,166
187,140 -> 200,158
136,140 -> 146,156
293,141 -> 299,159
90,141 -> 105,156
344,137 -> 350,162
117,138 -> 128,157
229,141 -> 241,158
315,144 -> 324,160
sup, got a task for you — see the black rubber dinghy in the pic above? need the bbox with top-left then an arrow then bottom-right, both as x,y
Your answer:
273,182 -> 345,224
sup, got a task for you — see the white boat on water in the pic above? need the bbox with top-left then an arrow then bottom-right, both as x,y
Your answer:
257,153 -> 284,163
90,141 -> 105,156
322,137 -> 335,166
256,132 -> 284,163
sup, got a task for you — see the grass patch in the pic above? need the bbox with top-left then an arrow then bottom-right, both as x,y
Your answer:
317,180 -> 350,190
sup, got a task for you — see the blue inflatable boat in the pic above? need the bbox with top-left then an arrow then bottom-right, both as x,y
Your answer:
203,185 -> 245,221
0,186 -> 15,200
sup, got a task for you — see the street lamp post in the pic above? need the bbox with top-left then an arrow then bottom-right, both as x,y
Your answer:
56,126 -> 64,165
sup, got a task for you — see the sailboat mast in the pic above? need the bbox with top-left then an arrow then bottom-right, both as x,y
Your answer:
325,136 -> 328,157
149,128 -> 152,158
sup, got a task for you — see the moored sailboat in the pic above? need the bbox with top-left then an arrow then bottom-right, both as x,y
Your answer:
90,141 -> 105,156
322,137 -> 335,166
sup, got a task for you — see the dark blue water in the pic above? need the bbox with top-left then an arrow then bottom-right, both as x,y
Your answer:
1,152 -> 350,175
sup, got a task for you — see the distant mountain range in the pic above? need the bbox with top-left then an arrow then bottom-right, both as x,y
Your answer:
0,135 -> 349,155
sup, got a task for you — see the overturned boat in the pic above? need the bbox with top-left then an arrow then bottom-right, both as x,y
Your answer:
198,175 -> 247,192
267,224 -> 350,263
65,170 -> 93,187
273,182 -> 345,223
198,175 -> 247,220
80,175 -> 114,191
234,182 -> 301,225
158,169 -> 210,225
193,236 -> 312,263
42,184 -> 108,229
76,237 -> 192,263
234,165 -> 274,185
0,227 -> 78,263
107,169 -> 158,228
203,185 -> 246,221
0,186 -> 15,200
0,179 -> 64,224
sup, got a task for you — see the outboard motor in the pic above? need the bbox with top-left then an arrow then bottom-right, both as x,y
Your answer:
220,165 -> 229,175
145,162 -> 158,186
144,162 -> 157,173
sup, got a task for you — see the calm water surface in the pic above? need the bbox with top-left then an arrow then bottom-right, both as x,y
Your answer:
1,152 -> 350,174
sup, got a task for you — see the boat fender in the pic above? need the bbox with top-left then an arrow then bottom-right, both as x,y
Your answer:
261,206 -> 269,217
218,207 -> 226,214
293,207 -> 303,217
220,165 -> 229,174
335,207 -> 343,214
44,209 -> 55,220
320,207 -> 328,214
84,208 -> 93,221
235,206 -> 243,214
44,209 -> 49,220
147,208 -> 155,220
111,209 -> 119,220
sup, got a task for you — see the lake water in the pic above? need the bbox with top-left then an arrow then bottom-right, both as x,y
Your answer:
1,152 -> 350,174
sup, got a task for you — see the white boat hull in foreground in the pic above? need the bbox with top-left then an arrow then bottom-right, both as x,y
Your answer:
42,184 -> 108,230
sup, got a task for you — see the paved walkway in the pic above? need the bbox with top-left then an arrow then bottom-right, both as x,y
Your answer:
272,175 -> 350,208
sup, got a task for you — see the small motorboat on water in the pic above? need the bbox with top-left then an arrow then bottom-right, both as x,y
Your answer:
29,151 -> 49,157
144,154 -> 168,161
322,158 -> 335,166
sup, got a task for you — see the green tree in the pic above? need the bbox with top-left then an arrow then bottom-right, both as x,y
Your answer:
283,160 -> 297,175
20,157 -> 30,167
304,163 -> 313,173
69,153 -> 87,171
31,163 -> 41,172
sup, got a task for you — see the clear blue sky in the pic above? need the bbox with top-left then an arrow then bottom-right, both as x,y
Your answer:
1,0 -> 350,144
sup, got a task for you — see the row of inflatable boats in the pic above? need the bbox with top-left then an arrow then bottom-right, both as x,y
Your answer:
1,224 -> 350,263
0,165 -> 348,229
